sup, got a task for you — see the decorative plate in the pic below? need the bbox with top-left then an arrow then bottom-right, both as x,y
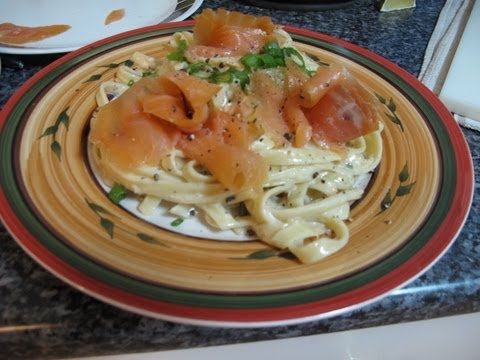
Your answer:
0,0 -> 203,54
0,21 -> 473,327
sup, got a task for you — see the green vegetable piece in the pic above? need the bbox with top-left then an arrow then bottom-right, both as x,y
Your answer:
171,218 -> 184,226
108,184 -> 127,204
231,69 -> 250,89
187,61 -> 211,76
263,41 -> 283,57
142,71 -> 158,78
208,67 -> 248,88
241,53 -> 261,71
167,39 -> 188,61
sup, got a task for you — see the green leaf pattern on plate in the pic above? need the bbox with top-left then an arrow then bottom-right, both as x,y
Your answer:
83,59 -> 134,83
376,93 -> 404,132
39,107 -> 70,161
379,163 -> 416,214
231,249 -> 295,261
85,198 -> 167,246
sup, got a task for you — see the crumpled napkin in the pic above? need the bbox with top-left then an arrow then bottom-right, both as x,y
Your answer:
418,0 -> 479,130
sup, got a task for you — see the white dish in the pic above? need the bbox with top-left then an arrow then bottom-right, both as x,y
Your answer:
0,0 -> 204,54
70,312 -> 480,360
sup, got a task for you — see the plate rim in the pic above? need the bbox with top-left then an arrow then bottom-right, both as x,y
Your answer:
0,21 -> 474,327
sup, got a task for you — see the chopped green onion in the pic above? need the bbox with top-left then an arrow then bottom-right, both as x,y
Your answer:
211,67 -> 250,89
171,218 -> 184,226
127,79 -> 134,86
187,61 -> 250,89
263,40 -> 283,58
283,47 -> 316,76
230,69 -> 250,89
240,47 -> 284,71
283,47 -> 305,67
240,40 -> 315,76
142,71 -> 158,78
167,39 -> 188,61
187,61 -> 212,78
108,184 -> 127,204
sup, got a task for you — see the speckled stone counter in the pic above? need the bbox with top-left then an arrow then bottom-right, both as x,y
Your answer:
1,0 -> 479,359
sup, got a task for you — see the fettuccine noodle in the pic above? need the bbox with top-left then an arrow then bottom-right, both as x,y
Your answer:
89,11 -> 383,264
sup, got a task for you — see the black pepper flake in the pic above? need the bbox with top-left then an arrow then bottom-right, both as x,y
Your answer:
312,172 -> 319,179
246,229 -> 256,237
226,195 -> 236,203
283,132 -> 294,141
153,173 -> 160,181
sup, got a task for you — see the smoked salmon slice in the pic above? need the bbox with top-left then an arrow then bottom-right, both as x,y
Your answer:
186,8 -> 276,59
90,77 -> 181,171
142,71 -> 221,132
304,75 -> 381,144
178,111 -> 268,192
283,60 -> 313,147
247,71 -> 291,147
105,9 -> 125,25
0,22 -> 70,45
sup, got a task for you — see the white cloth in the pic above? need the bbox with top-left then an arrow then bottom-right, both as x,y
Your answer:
418,0 -> 478,130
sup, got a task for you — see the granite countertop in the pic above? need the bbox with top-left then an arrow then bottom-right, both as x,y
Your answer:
1,0 -> 479,359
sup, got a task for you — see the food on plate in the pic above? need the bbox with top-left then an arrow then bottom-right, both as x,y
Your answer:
0,22 -> 71,45
88,9 -> 384,264
105,9 -> 125,25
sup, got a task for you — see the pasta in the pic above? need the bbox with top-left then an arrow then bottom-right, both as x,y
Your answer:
88,9 -> 383,264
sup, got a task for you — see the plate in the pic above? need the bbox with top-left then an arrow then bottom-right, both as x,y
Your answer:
0,0 -> 203,54
0,22 -> 474,327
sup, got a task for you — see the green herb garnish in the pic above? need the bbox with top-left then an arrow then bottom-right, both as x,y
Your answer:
142,71 -> 158,78
211,67 -> 250,89
240,40 -> 314,76
187,61 -> 211,76
167,39 -> 188,61
187,62 -> 250,89
108,184 -> 127,204
171,218 -> 184,226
